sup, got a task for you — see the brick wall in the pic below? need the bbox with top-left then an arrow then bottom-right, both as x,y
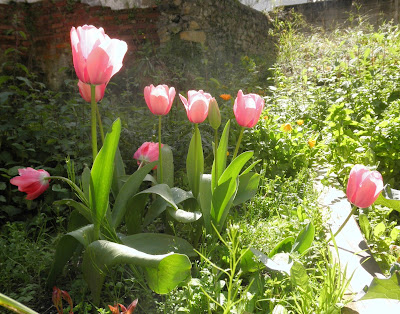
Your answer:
0,0 -> 160,88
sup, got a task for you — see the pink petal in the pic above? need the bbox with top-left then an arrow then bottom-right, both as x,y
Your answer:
87,46 -> 113,85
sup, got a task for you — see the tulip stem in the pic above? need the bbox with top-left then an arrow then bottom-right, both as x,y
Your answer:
232,127 -> 244,160
46,176 -> 88,207
96,105 -> 105,144
90,85 -> 98,161
158,115 -> 163,184
327,205 -> 358,243
214,128 -> 219,183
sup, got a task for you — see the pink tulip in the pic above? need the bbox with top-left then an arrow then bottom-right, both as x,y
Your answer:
10,167 -> 50,200
78,80 -> 106,103
70,25 -> 128,85
133,142 -> 163,169
233,90 -> 265,128
179,90 -> 213,123
144,84 -> 176,115
346,164 -> 383,208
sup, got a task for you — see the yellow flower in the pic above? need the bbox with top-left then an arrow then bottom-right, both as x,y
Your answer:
226,151 -> 230,156
296,119 -> 304,125
308,139 -> 316,148
281,123 -> 292,132
220,94 -> 231,101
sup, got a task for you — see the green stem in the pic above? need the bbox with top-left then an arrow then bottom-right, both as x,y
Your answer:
158,115 -> 163,184
214,128 -> 219,182
46,176 -> 87,206
232,127 -> 244,160
90,84 -> 97,161
328,205 -> 358,242
194,123 -> 200,197
96,104 -> 104,144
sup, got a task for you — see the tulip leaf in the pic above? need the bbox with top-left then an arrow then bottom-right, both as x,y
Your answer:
0,292 -> 39,314
81,166 -> 91,203
269,236 -> 295,258
157,144 -> 174,187
111,161 -> 156,228
83,235 -> 193,304
360,271 -> 400,301
212,120 -> 230,190
143,187 -> 195,226
233,171 -> 260,206
291,222 -> 315,255
250,248 -> 293,275
111,147 -> 126,198
375,185 -> 400,213
54,199 -> 92,223
125,193 -> 149,234
47,224 -> 94,288
137,184 -> 178,210
211,151 -> 253,231
199,174 -> 213,233
90,118 -> 121,231
186,125 -> 204,198
167,207 -> 202,223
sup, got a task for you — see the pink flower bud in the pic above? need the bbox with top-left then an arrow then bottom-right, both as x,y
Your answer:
144,84 -> 176,115
10,167 -> 50,200
233,90 -> 264,128
70,25 -> 127,85
346,164 -> 383,208
78,80 -> 106,103
133,142 -> 163,169
179,90 -> 213,123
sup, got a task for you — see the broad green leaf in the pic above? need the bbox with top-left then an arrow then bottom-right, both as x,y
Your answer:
47,225 -> 94,287
146,254 -> 191,294
137,184 -> 178,210
291,222 -> 315,255
199,174 -> 212,233
111,147 -> 126,198
67,209 -> 90,232
211,120 -> 230,190
374,222 -> 386,238
167,207 -> 202,223
250,248 -> 292,275
143,187 -> 195,226
269,236 -> 295,257
81,166 -> 91,203
0,292 -> 38,314
290,262 -> 310,291
83,236 -> 193,304
186,126 -> 204,198
233,171 -> 260,206
157,144 -> 174,187
91,118 -> 121,229
125,193 -> 148,234
360,271 -> 400,300
212,151 -> 253,231
359,213 -> 371,240
54,199 -> 91,223
240,159 -> 261,176
240,248 -> 264,273
111,161 -> 156,228
375,186 -> 400,213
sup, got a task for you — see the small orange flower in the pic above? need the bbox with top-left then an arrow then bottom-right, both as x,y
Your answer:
281,123 -> 292,132
308,139 -> 316,148
226,151 -> 230,156
296,119 -> 304,125
263,116 -> 268,120
220,94 -> 231,101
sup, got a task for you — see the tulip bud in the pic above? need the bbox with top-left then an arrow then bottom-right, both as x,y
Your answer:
208,98 -> 221,130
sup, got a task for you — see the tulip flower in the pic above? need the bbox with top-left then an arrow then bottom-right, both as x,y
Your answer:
78,80 -> 106,103
233,90 -> 264,128
179,90 -> 213,124
329,164 -> 383,241
134,142 -> 163,169
144,84 -> 176,115
346,164 -> 383,208
70,25 -> 128,85
10,167 -> 50,200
